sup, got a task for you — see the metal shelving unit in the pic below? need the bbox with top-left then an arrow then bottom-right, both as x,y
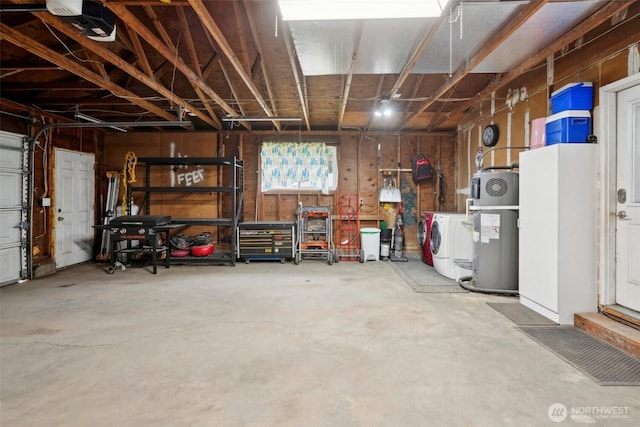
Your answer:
127,157 -> 244,266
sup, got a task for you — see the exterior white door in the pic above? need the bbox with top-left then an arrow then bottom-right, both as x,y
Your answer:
615,83 -> 640,312
54,149 -> 95,268
0,131 -> 28,286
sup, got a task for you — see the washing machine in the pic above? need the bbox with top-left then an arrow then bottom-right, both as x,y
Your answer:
417,211 -> 434,265
430,213 -> 473,280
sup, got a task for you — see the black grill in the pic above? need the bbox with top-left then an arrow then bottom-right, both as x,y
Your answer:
109,215 -> 171,240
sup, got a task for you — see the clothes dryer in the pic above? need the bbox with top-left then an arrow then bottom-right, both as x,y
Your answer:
430,213 -> 473,280
417,211 -> 434,265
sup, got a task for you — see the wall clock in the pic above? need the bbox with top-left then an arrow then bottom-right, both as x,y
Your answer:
482,124 -> 499,147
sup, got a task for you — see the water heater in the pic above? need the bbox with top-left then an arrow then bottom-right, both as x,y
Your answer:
470,169 -> 519,292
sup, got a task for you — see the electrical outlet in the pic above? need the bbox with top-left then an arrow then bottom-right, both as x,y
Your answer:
359,197 -> 364,206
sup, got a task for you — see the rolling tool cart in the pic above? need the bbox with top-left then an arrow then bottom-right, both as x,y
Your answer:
237,221 -> 296,263
295,205 -> 337,264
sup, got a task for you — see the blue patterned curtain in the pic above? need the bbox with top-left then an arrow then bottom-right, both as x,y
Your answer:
261,142 -> 333,193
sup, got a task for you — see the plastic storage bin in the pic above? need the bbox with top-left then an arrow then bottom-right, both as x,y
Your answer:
545,110 -> 591,145
360,228 -> 380,261
551,82 -> 593,114
530,117 -> 546,149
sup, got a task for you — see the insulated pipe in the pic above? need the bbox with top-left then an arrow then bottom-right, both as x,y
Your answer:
476,146 -> 529,170
457,276 -> 519,296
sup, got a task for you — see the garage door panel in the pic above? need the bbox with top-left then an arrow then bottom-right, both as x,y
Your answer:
0,130 -> 27,286
0,133 -> 22,169
0,247 -> 21,286
0,172 -> 22,207
0,210 -> 21,245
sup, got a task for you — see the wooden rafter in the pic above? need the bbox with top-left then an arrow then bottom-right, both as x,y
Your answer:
187,0 -> 278,125
365,75 -> 387,131
388,17 -> 445,99
81,50 -> 108,79
176,6 -> 220,124
431,0 -> 634,129
107,2 -> 238,122
143,5 -> 174,48
217,58 -> 248,119
338,21 -> 363,130
402,0 -> 549,129
143,4 -> 216,123
197,27 -> 250,129
232,0 -> 251,76
201,53 -> 219,81
126,26 -> 154,77
33,12 -> 219,127
243,1 -> 280,130
0,22 -> 178,121
0,81 -> 102,91
281,20 -> 310,130
0,60 -> 62,71
401,74 -> 424,120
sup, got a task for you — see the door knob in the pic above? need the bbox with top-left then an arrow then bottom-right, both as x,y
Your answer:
57,216 -> 64,221
617,211 -> 629,219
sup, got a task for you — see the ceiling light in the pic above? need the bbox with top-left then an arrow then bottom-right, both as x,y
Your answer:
375,107 -> 393,117
373,94 -> 394,117
279,0 -> 449,21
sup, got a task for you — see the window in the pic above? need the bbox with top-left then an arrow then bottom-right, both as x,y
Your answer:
260,142 -> 338,193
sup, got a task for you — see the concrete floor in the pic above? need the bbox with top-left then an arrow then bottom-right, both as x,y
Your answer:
1,257 -> 639,426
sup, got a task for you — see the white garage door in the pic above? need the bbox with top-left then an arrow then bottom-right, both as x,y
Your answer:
0,130 -> 28,286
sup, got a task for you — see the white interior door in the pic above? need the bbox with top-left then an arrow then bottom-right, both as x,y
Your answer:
0,131 -> 28,286
615,83 -> 640,312
54,149 -> 95,268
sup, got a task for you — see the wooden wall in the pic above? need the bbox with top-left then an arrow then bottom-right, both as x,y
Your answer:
455,6 -> 640,207
0,100 -> 105,276
105,131 -> 456,253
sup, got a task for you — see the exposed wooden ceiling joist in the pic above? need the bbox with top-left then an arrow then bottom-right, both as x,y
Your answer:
107,1 -> 238,124
338,21 -> 363,130
282,20 -> 310,130
0,20 -> 179,122
402,0 -> 549,129
0,0 -> 635,133
33,11 -> 219,127
432,0 -> 635,129
187,0 -> 279,127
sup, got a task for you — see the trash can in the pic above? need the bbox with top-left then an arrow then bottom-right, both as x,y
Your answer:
379,229 -> 392,260
360,228 -> 381,261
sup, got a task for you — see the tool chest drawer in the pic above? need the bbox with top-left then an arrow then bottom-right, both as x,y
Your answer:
237,221 -> 296,262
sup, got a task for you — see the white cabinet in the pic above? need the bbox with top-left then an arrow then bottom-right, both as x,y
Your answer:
518,144 -> 597,324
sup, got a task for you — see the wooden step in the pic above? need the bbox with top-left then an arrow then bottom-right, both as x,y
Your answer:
574,312 -> 640,359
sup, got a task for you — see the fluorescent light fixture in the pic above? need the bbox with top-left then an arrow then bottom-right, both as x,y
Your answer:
222,116 -> 302,122
279,0 -> 449,21
75,112 -> 127,132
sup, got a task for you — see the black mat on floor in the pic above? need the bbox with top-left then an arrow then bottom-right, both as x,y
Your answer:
518,326 -> 640,386
487,302 -> 557,325
390,254 -> 466,293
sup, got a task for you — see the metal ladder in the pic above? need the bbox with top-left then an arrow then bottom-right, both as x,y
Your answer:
96,171 -> 121,261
